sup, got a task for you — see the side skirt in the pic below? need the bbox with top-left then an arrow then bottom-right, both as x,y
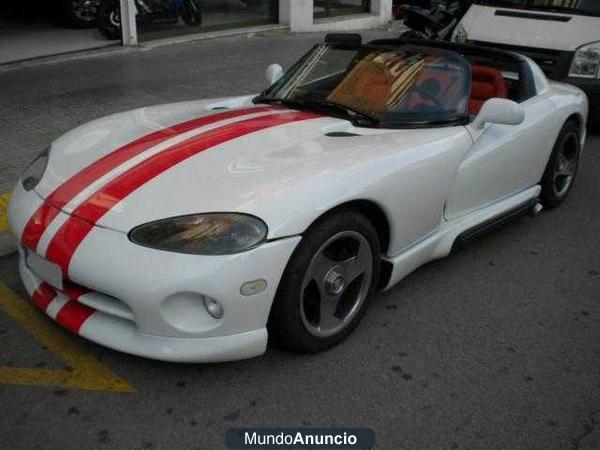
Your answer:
451,196 -> 540,252
381,185 -> 541,291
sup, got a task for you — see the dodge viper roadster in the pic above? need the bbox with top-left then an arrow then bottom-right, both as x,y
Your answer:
9,36 -> 588,362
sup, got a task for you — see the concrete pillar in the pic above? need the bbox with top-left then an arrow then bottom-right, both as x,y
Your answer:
120,0 -> 138,46
372,0 -> 394,17
279,0 -> 312,30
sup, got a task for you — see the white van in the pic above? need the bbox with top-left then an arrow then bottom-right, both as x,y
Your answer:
452,0 -> 600,125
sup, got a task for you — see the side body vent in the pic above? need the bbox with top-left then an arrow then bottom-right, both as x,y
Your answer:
325,131 -> 362,137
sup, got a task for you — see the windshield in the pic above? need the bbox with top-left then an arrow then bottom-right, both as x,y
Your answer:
258,44 -> 470,127
475,0 -> 600,16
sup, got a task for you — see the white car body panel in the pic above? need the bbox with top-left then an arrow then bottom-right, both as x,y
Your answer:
384,185 -> 540,289
445,93 -> 558,219
93,118 -> 472,255
33,98 -> 474,257
35,95 -> 256,199
8,54 -> 588,362
457,4 -> 600,51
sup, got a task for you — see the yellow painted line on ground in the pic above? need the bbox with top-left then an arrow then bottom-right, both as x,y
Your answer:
0,192 -> 10,231
0,283 -> 134,393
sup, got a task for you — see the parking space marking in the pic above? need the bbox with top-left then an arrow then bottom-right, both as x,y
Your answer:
0,282 -> 134,393
0,192 -> 9,231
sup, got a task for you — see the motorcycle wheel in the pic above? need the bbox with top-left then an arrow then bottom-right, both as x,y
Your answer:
180,0 -> 203,27
61,0 -> 101,28
97,0 -> 122,40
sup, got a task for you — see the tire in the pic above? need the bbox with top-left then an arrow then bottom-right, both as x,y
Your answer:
180,0 -> 203,27
539,119 -> 581,209
61,0 -> 101,28
268,210 -> 381,353
97,0 -> 122,40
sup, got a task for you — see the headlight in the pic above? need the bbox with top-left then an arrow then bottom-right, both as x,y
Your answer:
569,41 -> 600,78
129,213 -> 268,255
452,23 -> 468,44
21,149 -> 49,191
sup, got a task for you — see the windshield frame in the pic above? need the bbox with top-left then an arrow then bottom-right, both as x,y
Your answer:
474,0 -> 600,17
255,43 -> 472,129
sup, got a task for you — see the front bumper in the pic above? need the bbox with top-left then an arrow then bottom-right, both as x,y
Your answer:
10,184 -> 301,363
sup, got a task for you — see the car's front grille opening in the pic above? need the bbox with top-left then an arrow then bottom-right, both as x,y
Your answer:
62,280 -> 134,322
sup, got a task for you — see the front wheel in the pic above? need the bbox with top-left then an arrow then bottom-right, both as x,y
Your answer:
539,120 -> 581,209
268,210 -> 381,353
180,0 -> 203,27
97,0 -> 122,40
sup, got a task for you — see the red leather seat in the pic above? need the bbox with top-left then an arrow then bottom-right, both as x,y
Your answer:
469,65 -> 509,115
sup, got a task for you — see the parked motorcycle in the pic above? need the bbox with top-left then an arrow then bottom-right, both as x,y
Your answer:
60,0 -> 101,28
395,2 -> 458,41
97,0 -> 202,40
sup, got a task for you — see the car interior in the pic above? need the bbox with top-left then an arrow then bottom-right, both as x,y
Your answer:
460,53 -> 528,112
467,64 -> 509,114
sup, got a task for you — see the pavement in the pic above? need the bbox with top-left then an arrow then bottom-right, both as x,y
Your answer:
0,30 -> 599,450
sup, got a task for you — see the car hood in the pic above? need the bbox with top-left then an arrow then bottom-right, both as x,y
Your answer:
35,100 -> 468,238
463,5 -> 600,51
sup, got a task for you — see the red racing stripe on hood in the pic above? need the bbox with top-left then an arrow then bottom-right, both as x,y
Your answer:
21,105 -> 274,251
45,110 -> 321,276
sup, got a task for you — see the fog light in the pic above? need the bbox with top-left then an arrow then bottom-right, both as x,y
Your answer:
203,296 -> 224,319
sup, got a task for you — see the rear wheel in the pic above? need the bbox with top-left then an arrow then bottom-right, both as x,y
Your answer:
540,120 -> 581,209
268,210 -> 381,353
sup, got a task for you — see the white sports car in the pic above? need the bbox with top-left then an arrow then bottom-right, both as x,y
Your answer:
9,36 -> 588,362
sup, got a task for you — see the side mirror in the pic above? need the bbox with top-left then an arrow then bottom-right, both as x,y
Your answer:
265,63 -> 284,85
472,98 -> 525,130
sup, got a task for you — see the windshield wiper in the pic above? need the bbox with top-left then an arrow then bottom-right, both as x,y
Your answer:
253,96 -> 311,108
298,100 -> 380,127
254,96 -> 379,127
253,96 -> 316,112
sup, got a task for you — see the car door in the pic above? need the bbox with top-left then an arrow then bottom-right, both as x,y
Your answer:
444,93 -> 558,221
